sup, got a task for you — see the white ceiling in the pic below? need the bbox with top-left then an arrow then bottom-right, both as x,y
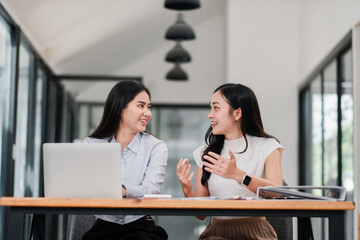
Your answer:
2,0 -> 165,66
2,0 -> 222,72
1,0 -> 226,103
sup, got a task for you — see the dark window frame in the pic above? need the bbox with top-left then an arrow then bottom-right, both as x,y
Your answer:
299,31 -> 352,186
0,4 -> 56,240
298,30 -> 353,240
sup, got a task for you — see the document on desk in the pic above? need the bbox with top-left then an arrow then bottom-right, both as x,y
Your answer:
141,194 -> 256,200
142,194 -> 172,199
175,196 -> 256,200
256,186 -> 346,201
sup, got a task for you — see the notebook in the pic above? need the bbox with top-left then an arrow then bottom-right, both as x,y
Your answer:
43,143 -> 122,199
256,186 -> 346,201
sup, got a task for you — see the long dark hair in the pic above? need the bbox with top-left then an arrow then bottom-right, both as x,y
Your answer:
201,83 -> 277,186
89,80 -> 150,140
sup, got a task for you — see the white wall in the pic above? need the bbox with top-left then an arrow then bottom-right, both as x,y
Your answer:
298,0 -> 360,80
226,0 -> 300,185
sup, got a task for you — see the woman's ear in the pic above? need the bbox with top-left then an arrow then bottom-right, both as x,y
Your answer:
233,108 -> 242,121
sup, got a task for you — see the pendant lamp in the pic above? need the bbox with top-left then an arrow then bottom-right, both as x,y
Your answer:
165,13 -> 195,40
166,63 -> 188,81
164,0 -> 200,10
166,42 -> 191,63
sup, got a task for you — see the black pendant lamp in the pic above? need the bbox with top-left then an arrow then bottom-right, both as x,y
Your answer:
164,1 -> 200,81
166,42 -> 191,63
164,0 -> 200,10
166,63 -> 188,81
165,13 -> 195,41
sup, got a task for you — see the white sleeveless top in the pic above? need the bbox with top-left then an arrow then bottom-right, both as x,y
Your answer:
193,135 -> 284,199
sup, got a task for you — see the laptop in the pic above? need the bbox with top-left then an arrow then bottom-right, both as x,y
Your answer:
43,143 -> 122,199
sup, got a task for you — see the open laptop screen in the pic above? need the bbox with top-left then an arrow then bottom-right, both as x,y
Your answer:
43,143 -> 122,199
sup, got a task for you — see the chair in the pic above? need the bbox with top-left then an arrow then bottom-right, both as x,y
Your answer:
265,179 -> 293,240
267,216 -> 293,240
66,215 -> 96,240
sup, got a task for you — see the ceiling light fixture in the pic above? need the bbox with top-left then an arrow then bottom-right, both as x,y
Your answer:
165,13 -> 195,41
165,42 -> 191,63
164,0 -> 201,10
166,63 -> 188,81
164,1 -> 200,81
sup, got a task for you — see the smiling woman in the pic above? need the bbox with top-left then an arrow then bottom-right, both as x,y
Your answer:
176,83 -> 284,239
119,90 -> 152,142
81,80 -> 169,240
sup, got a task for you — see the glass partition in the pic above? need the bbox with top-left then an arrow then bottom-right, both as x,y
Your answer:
152,106 -> 210,240
0,15 -> 11,192
340,48 -> 354,240
32,67 -> 47,197
76,104 -> 104,141
0,15 -> 12,238
13,43 -> 32,197
310,76 -> 323,189
340,49 -> 353,192
323,60 -> 338,186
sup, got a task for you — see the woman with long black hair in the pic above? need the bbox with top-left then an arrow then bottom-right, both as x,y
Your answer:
82,80 -> 168,240
176,83 -> 283,240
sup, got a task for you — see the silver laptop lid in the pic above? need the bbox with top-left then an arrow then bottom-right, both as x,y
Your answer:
43,143 -> 122,199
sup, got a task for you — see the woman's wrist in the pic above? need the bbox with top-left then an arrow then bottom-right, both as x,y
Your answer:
235,169 -> 246,184
182,187 -> 195,197
122,185 -> 127,198
183,188 -> 192,197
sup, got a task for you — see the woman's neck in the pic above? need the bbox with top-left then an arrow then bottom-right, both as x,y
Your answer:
115,129 -> 136,151
224,127 -> 243,140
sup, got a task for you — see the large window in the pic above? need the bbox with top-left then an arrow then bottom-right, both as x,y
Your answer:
340,49 -> 353,192
299,33 -> 353,240
0,14 -> 11,192
0,14 -> 12,238
310,76 -> 322,189
0,5 -> 55,240
13,43 -> 32,197
323,60 -> 338,187
32,67 -> 47,197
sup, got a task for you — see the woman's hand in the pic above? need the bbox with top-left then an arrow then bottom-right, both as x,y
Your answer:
203,149 -> 244,180
176,158 -> 195,196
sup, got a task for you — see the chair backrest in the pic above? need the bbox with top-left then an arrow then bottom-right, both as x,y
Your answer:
267,216 -> 293,240
66,215 -> 96,240
266,179 -> 293,240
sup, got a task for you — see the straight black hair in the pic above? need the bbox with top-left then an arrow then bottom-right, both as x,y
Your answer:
89,80 -> 151,140
201,83 -> 278,186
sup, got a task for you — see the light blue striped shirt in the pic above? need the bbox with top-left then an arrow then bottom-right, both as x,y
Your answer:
83,132 -> 168,224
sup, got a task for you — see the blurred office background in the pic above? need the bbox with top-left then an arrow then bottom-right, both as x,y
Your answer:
1,0 -> 360,239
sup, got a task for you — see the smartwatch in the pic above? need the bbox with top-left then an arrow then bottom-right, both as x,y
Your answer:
240,173 -> 252,187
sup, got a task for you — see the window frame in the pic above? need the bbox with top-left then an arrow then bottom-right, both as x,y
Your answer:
298,31 -> 353,240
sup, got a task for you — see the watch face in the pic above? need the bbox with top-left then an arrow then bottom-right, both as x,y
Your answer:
243,175 -> 252,186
